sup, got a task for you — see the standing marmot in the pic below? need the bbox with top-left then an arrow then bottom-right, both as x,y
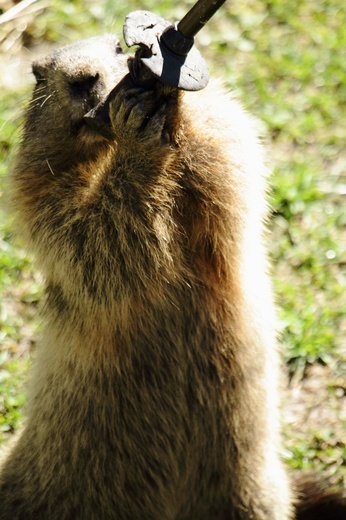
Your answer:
1,33 -> 343,520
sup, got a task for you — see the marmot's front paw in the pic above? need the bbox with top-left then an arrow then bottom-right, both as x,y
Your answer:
109,86 -> 170,148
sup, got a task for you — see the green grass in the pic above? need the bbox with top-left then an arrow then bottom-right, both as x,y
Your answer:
0,0 -> 345,477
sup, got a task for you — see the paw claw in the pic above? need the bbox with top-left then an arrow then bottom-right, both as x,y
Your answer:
110,86 -> 171,148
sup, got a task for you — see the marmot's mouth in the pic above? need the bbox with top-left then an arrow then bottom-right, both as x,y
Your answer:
83,104 -> 114,141
83,73 -> 137,141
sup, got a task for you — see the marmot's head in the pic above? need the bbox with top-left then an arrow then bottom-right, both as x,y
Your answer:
23,35 -> 128,167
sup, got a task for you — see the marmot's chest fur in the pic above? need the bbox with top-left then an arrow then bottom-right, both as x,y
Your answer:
1,34 -> 293,519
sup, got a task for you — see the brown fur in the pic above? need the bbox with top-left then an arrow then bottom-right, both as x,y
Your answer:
1,34 -> 295,519
295,475 -> 346,520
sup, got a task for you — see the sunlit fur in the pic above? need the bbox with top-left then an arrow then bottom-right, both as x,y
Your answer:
0,35 -> 293,519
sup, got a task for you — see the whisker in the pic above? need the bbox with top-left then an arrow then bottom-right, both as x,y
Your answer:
29,85 -> 47,95
25,102 -> 46,113
30,94 -> 49,104
40,94 -> 53,108
25,90 -> 57,112
46,159 -> 55,177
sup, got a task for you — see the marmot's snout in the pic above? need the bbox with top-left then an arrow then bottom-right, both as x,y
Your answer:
31,35 -> 129,123
32,63 -> 106,113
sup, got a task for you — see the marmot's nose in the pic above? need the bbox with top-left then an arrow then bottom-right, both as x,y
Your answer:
68,73 -> 99,97
68,72 -> 104,108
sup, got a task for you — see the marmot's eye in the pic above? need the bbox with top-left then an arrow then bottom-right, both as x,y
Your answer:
68,73 -> 100,98
115,42 -> 123,55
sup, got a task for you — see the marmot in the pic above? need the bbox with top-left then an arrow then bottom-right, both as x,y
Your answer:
0,34 -> 344,519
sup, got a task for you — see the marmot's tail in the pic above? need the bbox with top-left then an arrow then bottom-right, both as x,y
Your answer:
295,474 -> 346,520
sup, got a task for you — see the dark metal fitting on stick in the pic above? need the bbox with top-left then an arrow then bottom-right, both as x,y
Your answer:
160,23 -> 195,57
